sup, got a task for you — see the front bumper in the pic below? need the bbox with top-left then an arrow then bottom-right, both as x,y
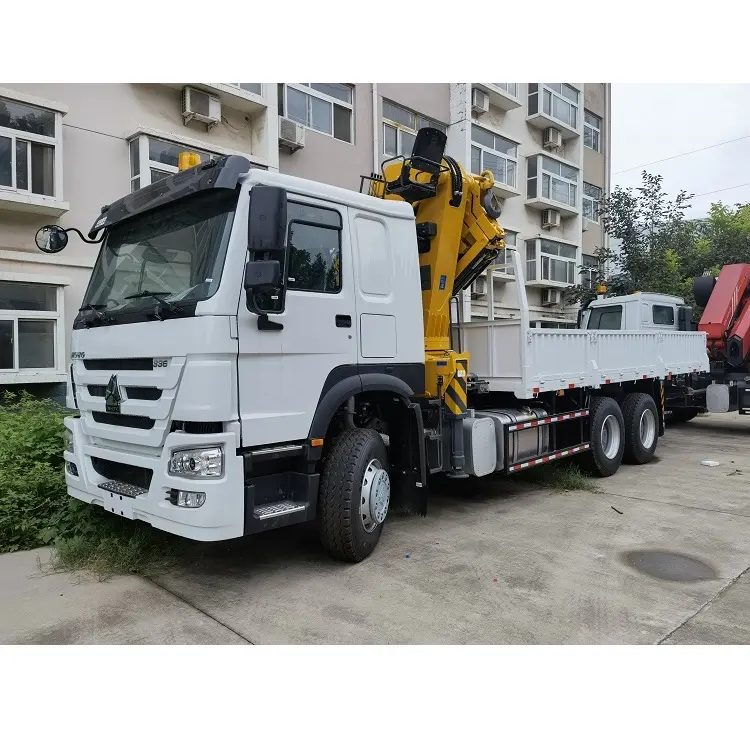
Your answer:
64,416 -> 245,542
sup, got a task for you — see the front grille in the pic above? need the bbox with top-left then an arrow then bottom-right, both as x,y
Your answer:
88,385 -> 162,400
84,358 -> 153,371
92,457 -> 153,489
92,412 -> 155,430
171,420 -> 223,434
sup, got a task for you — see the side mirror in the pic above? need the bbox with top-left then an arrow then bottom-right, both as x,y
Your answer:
248,185 -> 287,252
244,260 -> 281,290
246,186 -> 288,321
35,225 -> 68,253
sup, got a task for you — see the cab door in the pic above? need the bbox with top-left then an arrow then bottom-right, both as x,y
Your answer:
237,196 -> 357,448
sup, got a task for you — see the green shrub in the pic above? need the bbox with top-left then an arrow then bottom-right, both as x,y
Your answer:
0,391 -> 72,552
0,391 -> 189,575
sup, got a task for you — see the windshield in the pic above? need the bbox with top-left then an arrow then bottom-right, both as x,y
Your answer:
81,189 -> 237,315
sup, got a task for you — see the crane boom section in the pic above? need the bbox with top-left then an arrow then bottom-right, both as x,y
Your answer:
369,127 -> 505,404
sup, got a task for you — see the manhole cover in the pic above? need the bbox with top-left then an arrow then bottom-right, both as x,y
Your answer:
622,550 -> 717,582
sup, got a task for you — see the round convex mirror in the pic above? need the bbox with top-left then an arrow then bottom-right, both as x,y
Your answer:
35,225 -> 68,253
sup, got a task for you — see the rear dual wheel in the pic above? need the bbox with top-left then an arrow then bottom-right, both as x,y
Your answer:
580,396 -> 625,477
622,392 -> 658,464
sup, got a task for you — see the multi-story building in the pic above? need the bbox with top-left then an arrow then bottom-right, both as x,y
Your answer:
0,82 -> 609,397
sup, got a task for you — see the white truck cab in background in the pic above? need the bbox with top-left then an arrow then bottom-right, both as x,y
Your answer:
580,292 -> 696,333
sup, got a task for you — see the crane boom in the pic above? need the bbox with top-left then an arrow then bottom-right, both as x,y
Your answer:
365,127 -> 506,411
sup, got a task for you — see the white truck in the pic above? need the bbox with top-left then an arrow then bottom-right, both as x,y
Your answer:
34,129 -> 709,562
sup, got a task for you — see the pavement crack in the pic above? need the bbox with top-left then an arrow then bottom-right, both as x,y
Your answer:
598,490 -> 750,519
657,565 -> 750,645
144,576 -> 254,645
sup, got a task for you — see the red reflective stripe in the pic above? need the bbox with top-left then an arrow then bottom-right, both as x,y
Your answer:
605,379 -> 611,384
568,383 -> 575,389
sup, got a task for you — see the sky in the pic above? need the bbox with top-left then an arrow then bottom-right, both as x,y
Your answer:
611,84 -> 750,218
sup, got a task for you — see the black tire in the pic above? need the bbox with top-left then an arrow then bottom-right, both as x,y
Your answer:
318,428 -> 389,563
579,396 -> 625,477
622,392 -> 659,464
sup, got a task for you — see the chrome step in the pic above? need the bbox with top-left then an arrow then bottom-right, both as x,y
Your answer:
253,501 -> 306,520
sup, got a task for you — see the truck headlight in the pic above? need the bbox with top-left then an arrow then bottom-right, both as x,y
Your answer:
65,429 -> 74,453
168,446 -> 223,478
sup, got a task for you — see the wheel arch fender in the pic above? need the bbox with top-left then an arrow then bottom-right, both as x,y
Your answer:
307,372 -> 415,461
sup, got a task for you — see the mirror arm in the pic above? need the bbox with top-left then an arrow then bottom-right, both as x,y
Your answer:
65,227 -> 104,245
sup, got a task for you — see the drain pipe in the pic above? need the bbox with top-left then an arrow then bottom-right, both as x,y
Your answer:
372,83 -> 379,174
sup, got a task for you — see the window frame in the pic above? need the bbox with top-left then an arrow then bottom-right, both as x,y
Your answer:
491,83 -> 519,98
0,279 -> 64,377
524,238 -> 578,286
470,125 -> 519,189
581,253 -> 598,290
285,201 -> 344,295
587,304 -> 623,330
584,110 -> 601,152
381,100 -> 446,159
497,229 -> 519,276
282,84 -> 354,143
530,154 -> 579,209
224,83 -> 263,97
536,83 -> 579,129
652,304 -> 675,326
0,94 -> 64,201
583,182 -> 602,223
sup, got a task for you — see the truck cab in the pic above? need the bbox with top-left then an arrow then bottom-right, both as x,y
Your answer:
580,292 -> 695,332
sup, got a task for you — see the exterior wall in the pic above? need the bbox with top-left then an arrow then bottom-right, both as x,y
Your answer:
0,81 -> 611,390
582,83 -> 608,256
279,83 -> 373,190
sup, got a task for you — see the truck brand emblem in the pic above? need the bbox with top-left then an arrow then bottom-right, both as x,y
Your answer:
105,374 -> 124,414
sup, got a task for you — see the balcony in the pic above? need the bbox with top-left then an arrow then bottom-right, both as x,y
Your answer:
526,83 -> 580,140
525,153 -> 580,217
474,83 -> 522,111
524,238 -> 578,288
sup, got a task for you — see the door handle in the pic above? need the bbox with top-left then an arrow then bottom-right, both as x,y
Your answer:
335,314 -> 352,328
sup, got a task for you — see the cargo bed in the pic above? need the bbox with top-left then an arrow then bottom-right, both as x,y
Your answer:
458,251 -> 710,399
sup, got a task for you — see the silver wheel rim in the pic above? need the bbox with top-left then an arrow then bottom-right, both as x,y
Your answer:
600,414 -> 621,460
360,458 -> 390,533
639,408 -> 656,449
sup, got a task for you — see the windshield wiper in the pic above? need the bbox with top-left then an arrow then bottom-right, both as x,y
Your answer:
124,290 -> 182,318
78,304 -> 113,326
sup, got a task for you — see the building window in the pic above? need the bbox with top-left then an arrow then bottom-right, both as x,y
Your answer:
280,84 -> 353,143
525,238 -> 577,285
225,83 -> 262,96
527,84 -> 579,129
492,83 -> 519,98
0,96 -> 61,198
471,125 -> 518,189
286,203 -> 342,294
583,183 -> 602,222
0,281 -> 61,373
499,230 -> 518,275
527,155 -> 579,208
129,135 -> 220,192
581,253 -> 598,289
584,111 -> 601,152
382,100 -> 445,158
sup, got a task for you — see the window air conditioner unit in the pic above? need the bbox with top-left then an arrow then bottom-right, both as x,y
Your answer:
542,288 -> 562,306
471,275 -> 488,298
182,87 -> 222,128
471,88 -> 489,116
541,209 -> 561,229
278,116 -> 306,153
543,127 -> 562,149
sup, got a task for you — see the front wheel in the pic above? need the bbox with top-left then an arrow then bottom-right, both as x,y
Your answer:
580,396 -> 625,477
622,392 -> 659,464
318,428 -> 390,562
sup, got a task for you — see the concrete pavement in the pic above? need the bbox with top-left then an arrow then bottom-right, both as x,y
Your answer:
1,412 -> 749,644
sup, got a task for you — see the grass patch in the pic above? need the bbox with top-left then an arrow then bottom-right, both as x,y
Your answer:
49,520 -> 191,581
519,461 -> 599,493
1,391 -> 189,578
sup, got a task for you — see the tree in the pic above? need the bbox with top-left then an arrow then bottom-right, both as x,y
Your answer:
567,171 -> 701,306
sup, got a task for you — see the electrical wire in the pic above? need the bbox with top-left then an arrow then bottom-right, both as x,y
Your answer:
692,182 -> 750,199
613,134 -> 750,175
